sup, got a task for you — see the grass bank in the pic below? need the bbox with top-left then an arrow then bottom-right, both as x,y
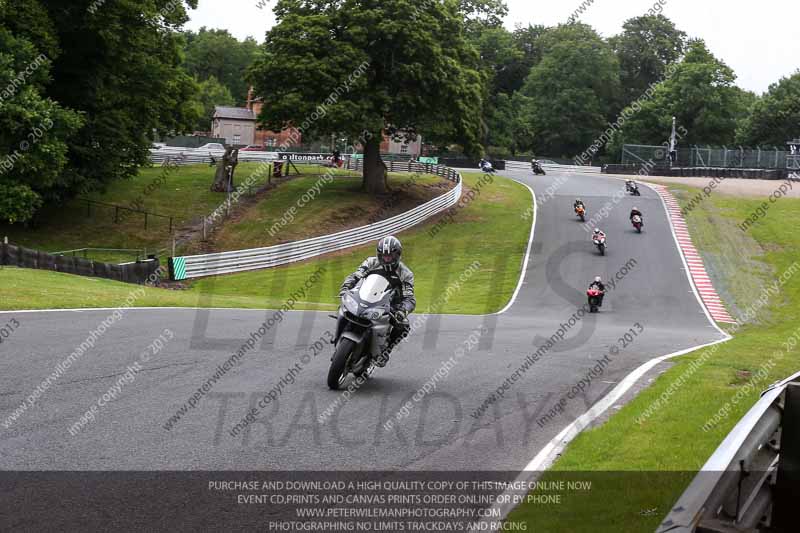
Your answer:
199,171 -> 450,253
0,163 -> 269,263
0,172 -> 533,314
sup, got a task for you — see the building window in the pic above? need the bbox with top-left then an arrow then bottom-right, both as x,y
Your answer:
233,134 -> 241,145
266,138 -> 276,147
400,144 -> 409,154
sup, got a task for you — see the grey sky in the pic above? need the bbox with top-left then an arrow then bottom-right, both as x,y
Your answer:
185,0 -> 799,94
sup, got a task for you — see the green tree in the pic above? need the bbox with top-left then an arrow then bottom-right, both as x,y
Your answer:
504,24 -> 546,94
610,40 -> 748,151
191,75 -> 236,132
0,8 -> 83,223
737,71 -> 800,147
519,24 -> 621,157
250,0 -> 484,193
460,0 -> 509,31
29,0 -> 201,196
183,28 -> 260,104
610,15 -> 687,103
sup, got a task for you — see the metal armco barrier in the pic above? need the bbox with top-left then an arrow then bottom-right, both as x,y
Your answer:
149,148 -> 415,167
658,371 -> 800,533
168,162 -> 463,280
1,243 -> 161,285
505,160 -> 602,174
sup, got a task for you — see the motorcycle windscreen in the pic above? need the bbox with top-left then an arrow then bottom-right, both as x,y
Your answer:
358,274 -> 392,304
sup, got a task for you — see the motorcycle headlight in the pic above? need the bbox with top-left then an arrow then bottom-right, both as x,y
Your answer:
342,293 -> 359,314
364,309 -> 385,321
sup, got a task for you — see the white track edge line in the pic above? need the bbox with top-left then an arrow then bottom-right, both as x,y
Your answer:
496,181 -> 537,316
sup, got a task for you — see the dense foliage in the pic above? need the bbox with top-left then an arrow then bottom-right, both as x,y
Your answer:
249,0 -> 485,193
182,28 -> 260,105
0,0 -> 200,223
1,0 -> 796,218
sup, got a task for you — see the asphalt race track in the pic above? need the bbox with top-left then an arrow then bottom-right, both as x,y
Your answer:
0,169 -> 726,474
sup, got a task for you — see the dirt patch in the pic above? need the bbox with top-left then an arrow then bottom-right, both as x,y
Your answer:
176,174 -> 301,255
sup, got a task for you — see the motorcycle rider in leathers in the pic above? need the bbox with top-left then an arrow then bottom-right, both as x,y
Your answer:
589,276 -> 606,306
339,236 -> 415,367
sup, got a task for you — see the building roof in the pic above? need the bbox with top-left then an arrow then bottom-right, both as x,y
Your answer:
213,106 -> 256,121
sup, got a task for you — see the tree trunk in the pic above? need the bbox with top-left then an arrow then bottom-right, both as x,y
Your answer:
211,147 -> 239,192
362,135 -> 387,194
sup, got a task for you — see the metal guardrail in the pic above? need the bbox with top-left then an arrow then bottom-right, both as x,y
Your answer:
168,161 -> 462,280
150,148 -> 281,166
149,148 -> 415,166
658,371 -> 800,533
51,247 -> 147,263
505,160 -> 603,174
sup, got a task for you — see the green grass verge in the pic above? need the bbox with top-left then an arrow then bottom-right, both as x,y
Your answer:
507,187 -> 800,532
0,163 -> 269,261
0,172 -> 533,314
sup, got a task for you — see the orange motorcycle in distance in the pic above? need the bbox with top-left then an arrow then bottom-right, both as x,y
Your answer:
575,204 -> 586,222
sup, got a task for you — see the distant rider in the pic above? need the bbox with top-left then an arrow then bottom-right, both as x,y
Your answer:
593,228 -> 606,242
630,206 -> 643,222
588,276 -> 606,306
574,198 -> 585,211
479,158 -> 493,172
339,236 -> 416,367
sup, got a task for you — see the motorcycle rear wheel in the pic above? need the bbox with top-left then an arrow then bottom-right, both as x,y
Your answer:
327,338 -> 356,390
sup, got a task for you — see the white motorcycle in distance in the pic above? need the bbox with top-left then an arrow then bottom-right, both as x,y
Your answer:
328,274 -> 397,390
479,160 -> 494,174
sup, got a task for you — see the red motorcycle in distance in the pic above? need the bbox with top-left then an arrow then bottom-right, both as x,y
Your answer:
632,214 -> 644,233
587,289 -> 605,313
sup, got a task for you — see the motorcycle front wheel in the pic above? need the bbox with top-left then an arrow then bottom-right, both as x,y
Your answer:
327,338 -> 356,390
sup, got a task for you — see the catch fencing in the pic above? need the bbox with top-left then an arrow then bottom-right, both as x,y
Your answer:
658,371 -> 800,532
168,161 -> 462,280
1,242 -> 161,285
623,144 -> 793,170
603,164 -> 790,180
